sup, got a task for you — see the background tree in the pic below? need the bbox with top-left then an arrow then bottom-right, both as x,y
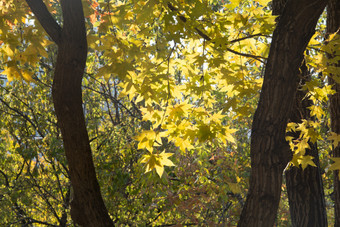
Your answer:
0,75 -> 71,226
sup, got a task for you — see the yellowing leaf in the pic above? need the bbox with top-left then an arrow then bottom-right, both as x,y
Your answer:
290,154 -> 299,167
141,152 -> 175,177
308,105 -> 325,119
329,158 -> 340,171
223,126 -> 237,144
229,0 -> 242,8
209,111 -> 225,124
228,182 -> 241,194
173,137 -> 194,152
328,132 -> 340,148
168,103 -> 192,120
1,66 -> 20,81
298,155 -> 316,170
141,153 -> 159,172
329,158 -> 340,179
21,70 -> 34,82
2,44 -> 14,57
158,152 -> 175,167
197,124 -> 214,143
295,138 -> 310,155
308,33 -> 321,46
135,130 -> 156,152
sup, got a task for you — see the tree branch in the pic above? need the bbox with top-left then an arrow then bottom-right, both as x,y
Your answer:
25,0 -> 62,45
229,33 -> 270,43
0,170 -> 9,187
225,47 -> 266,63
167,2 -> 265,62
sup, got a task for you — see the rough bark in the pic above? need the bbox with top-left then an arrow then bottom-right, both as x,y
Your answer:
25,0 -> 114,226
327,0 -> 340,226
272,0 -> 328,225
272,0 -> 287,16
285,63 -> 327,227
237,0 -> 328,226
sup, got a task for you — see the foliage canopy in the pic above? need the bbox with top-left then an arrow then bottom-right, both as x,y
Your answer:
0,0 -> 339,225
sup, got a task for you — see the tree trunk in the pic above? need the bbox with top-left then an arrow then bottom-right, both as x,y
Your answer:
327,0 -> 340,226
272,0 -> 328,226
285,63 -> 327,227
237,0 -> 328,226
25,0 -> 114,226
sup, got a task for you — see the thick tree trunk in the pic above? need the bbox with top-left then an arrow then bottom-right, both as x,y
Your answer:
285,63 -> 327,227
25,0 -> 114,226
327,0 -> 340,226
272,0 -> 328,226
285,145 -> 327,227
237,0 -> 328,226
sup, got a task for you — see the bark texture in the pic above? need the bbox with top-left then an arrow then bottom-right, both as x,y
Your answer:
25,0 -> 114,226
272,0 -> 287,16
237,0 -> 328,226
272,0 -> 328,225
327,0 -> 340,226
285,63 -> 327,227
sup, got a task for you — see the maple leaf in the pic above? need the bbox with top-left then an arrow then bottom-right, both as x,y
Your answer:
135,130 -> 157,152
328,158 -> 340,171
329,158 -> 340,180
209,111 -> 225,124
290,154 -> 300,167
173,136 -> 194,152
228,182 -> 242,194
223,126 -> 237,144
298,155 -> 316,170
328,132 -> 340,148
168,103 -> 192,120
197,124 -> 215,143
295,138 -> 310,156
141,152 -> 175,177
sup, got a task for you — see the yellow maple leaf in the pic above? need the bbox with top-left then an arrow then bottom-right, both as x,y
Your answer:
21,70 -> 34,82
168,102 -> 192,120
298,155 -> 316,170
228,182 -> 242,194
229,0 -> 242,8
223,126 -> 237,144
209,111 -> 225,124
328,132 -> 340,148
328,158 -> 340,171
135,130 -> 157,152
174,137 -> 194,152
141,152 -> 175,177
329,158 -> 340,180
290,154 -> 300,167
295,138 -> 310,156
1,66 -> 20,81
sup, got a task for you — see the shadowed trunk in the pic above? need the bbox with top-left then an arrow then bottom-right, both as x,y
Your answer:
284,63 -> 327,227
272,0 -> 327,226
327,0 -> 340,225
237,0 -> 328,226
25,0 -> 114,226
